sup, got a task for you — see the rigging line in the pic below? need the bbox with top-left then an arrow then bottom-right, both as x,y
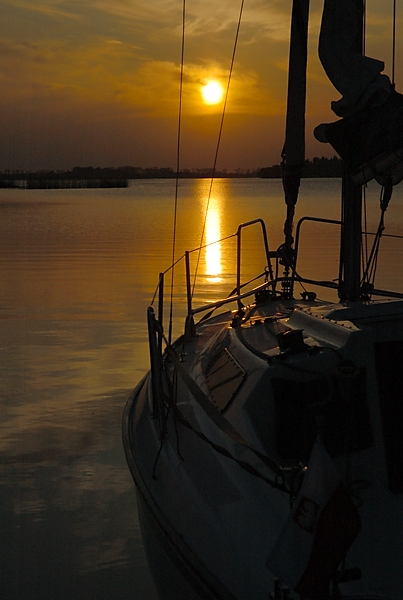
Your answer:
168,0 -> 186,345
226,270 -> 268,297
364,232 -> 403,239
361,219 -> 382,286
164,343 -> 286,481
151,232 -> 238,305
392,0 -> 397,85
363,0 -> 366,55
167,398 -> 288,492
153,317 -> 284,479
191,0 -> 245,298
361,184 -> 369,278
361,188 -> 388,288
187,232 -> 237,254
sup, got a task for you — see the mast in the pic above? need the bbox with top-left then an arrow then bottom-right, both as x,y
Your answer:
281,0 -> 310,294
338,0 -> 364,302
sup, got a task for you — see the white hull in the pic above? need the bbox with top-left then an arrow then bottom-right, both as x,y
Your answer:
124,295 -> 403,599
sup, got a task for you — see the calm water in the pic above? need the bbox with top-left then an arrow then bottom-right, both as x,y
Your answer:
1,177 -> 403,599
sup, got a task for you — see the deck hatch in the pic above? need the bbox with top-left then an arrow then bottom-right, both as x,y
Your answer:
205,348 -> 246,412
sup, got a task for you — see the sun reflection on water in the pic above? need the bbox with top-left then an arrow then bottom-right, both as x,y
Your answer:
205,197 -> 222,282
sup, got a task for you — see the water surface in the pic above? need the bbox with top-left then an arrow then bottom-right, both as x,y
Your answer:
1,178 -> 403,599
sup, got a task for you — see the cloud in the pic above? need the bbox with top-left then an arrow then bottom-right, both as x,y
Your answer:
0,28 -> 278,119
3,0 -> 82,21
2,0 -> 399,171
90,0 -> 293,40
116,58 -> 281,118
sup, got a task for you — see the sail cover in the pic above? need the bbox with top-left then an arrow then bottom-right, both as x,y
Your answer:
282,0 -> 310,250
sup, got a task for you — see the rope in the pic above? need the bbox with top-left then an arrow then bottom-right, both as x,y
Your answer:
163,391 -> 288,492
150,328 -> 286,483
191,0 -> 245,297
168,0 -> 187,344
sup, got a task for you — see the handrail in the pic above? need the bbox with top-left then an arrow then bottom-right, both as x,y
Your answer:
292,216 -> 342,297
152,216 -> 403,342
368,288 -> 403,299
185,251 -> 192,315
147,306 -> 165,437
292,216 -> 403,300
155,216 -> 340,340
191,278 -> 281,316
236,219 -> 273,307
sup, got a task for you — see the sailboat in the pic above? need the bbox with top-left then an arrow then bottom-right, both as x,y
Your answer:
123,1 -> 403,598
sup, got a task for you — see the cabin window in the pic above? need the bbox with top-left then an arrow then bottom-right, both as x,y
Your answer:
375,341 -> 403,493
271,368 -> 372,463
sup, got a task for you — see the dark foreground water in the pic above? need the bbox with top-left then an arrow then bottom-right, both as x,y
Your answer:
1,178 -> 403,599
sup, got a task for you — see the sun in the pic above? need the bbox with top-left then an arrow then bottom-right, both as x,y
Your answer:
201,81 -> 224,105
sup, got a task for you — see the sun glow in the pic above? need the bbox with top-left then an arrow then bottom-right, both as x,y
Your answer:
201,81 -> 224,105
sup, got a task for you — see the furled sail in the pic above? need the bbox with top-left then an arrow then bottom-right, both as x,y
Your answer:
282,0 -> 310,259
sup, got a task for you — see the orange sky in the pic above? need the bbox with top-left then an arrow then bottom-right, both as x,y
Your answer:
1,0 -> 401,171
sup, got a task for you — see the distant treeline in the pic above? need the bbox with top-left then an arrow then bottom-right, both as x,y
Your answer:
0,166 -> 259,185
0,178 -> 128,189
0,157 -> 343,187
259,156 -> 342,178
